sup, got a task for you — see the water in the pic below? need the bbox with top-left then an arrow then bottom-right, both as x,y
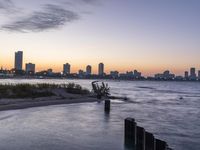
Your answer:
0,79 -> 200,150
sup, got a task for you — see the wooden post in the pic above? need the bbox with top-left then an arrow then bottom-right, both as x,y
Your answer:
104,99 -> 110,112
124,119 -> 170,150
124,118 -> 137,149
155,139 -> 167,150
145,132 -> 155,150
136,126 -> 145,150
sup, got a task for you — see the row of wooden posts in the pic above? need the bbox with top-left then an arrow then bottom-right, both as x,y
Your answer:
104,100 -> 172,150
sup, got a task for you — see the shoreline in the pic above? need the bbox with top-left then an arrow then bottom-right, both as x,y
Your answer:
1,77 -> 200,82
0,96 -> 100,112
0,82 -> 101,111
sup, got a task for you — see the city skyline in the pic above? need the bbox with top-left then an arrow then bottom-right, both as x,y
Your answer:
1,0 -> 200,76
1,51 -> 200,79
0,50 -> 200,77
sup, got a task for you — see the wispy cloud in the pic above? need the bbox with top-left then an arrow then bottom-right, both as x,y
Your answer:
2,4 -> 79,32
61,0 -> 100,6
0,0 -> 16,13
80,0 -> 99,5
0,0 -> 12,9
0,0 -> 101,33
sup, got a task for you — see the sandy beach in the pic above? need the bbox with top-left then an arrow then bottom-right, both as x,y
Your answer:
0,88 -> 100,111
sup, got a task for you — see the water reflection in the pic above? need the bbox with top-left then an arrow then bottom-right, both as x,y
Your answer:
0,79 -> 199,149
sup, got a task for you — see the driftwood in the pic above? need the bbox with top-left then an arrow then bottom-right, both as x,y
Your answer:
91,81 -> 110,99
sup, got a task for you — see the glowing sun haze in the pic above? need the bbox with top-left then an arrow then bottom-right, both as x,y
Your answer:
0,0 -> 200,76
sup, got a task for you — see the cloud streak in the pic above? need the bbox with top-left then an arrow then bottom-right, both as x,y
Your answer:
0,0 -> 12,9
0,0 -> 16,13
0,0 -> 101,32
2,4 -> 79,32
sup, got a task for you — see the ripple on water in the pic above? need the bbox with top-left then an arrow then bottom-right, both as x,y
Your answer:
0,80 -> 199,150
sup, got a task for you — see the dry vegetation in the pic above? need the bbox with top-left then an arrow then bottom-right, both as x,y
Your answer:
0,83 -> 90,99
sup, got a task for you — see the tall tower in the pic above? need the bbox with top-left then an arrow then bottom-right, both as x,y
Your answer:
63,63 -> 71,75
190,68 -> 196,76
184,71 -> 189,78
15,51 -> 23,70
98,63 -> 104,76
86,65 -> 92,75
190,67 -> 196,80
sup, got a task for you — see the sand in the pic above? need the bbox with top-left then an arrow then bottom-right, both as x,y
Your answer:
0,89 -> 100,111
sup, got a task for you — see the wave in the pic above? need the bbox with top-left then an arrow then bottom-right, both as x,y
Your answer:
0,115 -> 13,121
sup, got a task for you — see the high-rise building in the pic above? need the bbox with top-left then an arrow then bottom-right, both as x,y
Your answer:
86,65 -> 92,75
25,63 -> 35,74
15,51 -> 23,70
198,70 -> 200,80
190,67 -> 196,80
184,71 -> 189,79
98,63 -> 104,76
63,63 -> 71,75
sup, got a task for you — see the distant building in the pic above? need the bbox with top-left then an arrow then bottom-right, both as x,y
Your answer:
25,63 -> 35,74
15,51 -> 23,70
78,69 -> 85,78
86,65 -> 92,75
184,71 -> 189,79
189,67 -> 196,80
36,69 -> 62,77
0,68 -> 14,78
63,63 -> 71,75
155,70 -> 175,80
126,71 -> 134,78
134,70 -> 142,78
98,63 -> 104,76
175,76 -> 183,81
110,71 -> 119,79
198,70 -> 200,80
119,73 -> 127,78
154,73 -> 163,79
47,69 -> 53,76
163,70 -> 174,79
78,70 -> 84,74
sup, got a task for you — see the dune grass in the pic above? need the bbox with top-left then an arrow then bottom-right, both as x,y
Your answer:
63,83 -> 90,95
0,83 -> 90,99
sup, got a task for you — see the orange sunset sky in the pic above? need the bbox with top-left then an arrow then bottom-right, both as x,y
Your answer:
0,0 -> 200,76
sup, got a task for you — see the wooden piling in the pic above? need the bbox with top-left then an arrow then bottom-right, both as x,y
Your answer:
104,99 -> 110,112
145,131 -> 155,150
124,118 -> 170,150
124,118 -> 137,148
136,126 -> 145,150
155,139 -> 167,150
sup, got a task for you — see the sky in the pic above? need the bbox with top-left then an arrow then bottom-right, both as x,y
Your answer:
0,0 -> 200,76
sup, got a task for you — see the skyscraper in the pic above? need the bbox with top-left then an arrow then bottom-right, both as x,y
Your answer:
63,63 -> 71,75
190,67 -> 196,80
25,63 -> 35,74
98,63 -> 104,76
15,51 -> 23,70
184,71 -> 189,79
86,65 -> 92,75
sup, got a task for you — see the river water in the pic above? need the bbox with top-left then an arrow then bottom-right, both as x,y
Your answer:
0,79 -> 199,150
